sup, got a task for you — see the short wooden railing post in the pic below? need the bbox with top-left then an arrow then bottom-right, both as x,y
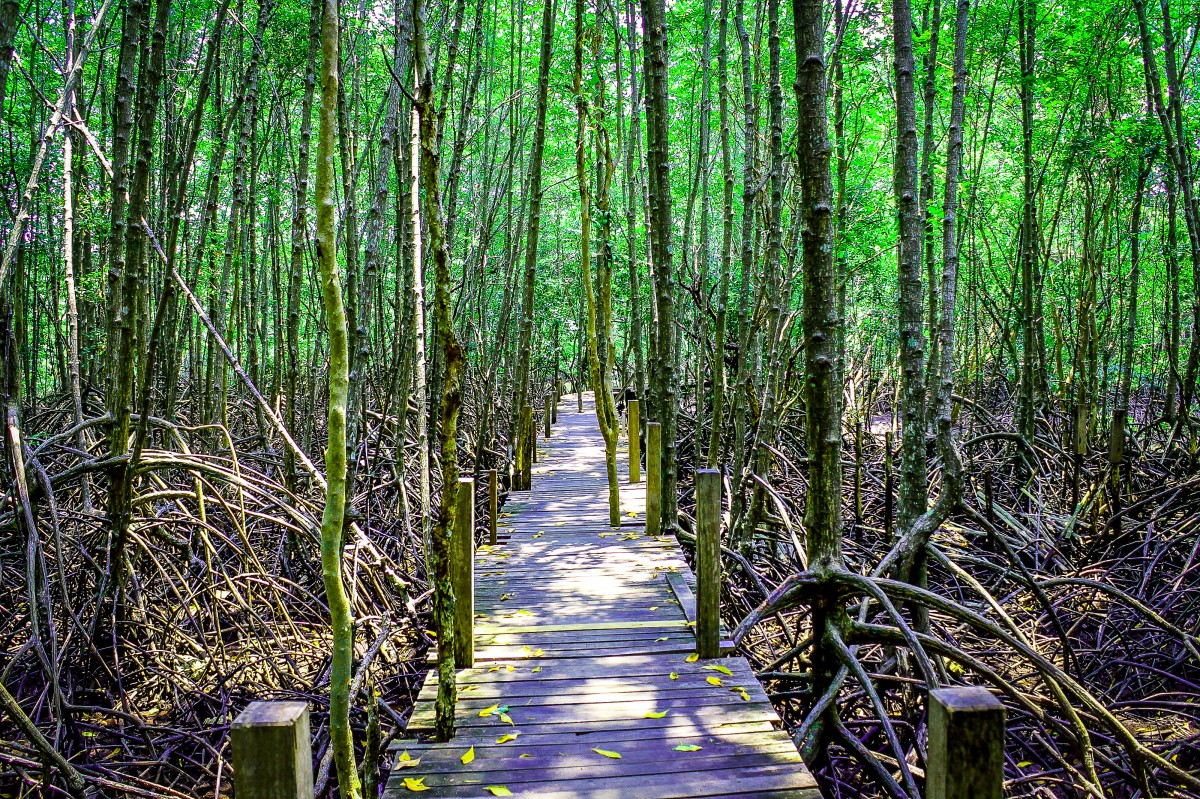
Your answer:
488,468 -> 498,545
231,701 -> 314,799
628,399 -> 641,483
452,477 -> 475,667
646,421 -> 661,537
551,384 -> 558,424
927,687 -> 1005,799
521,405 -> 533,488
544,402 -> 551,439
695,469 -> 721,659
531,409 -> 538,464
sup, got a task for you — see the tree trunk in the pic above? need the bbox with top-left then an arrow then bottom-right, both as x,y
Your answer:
513,0 -> 554,491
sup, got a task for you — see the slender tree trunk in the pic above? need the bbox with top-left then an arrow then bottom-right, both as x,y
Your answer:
286,0 -> 320,493
730,0 -> 757,532
707,0 -> 734,468
513,0 -> 554,490
415,0 -> 467,740
313,0 -> 360,790
892,0 -> 928,538
920,0 -> 942,419
99,0 -> 169,653
791,0 -> 845,757
578,0 -> 620,526
640,0 -> 677,534
1017,0 -> 1037,441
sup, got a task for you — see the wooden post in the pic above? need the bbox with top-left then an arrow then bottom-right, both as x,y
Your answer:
551,385 -> 558,423
577,385 -> 583,412
927,687 -> 1005,799
646,421 -> 661,537
231,701 -> 314,799
628,399 -> 641,483
488,468 -> 498,545
521,405 -> 533,488
544,402 -> 551,438
452,477 -> 475,667
695,469 -> 721,658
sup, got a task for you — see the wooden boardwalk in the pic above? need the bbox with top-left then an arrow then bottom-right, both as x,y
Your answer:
385,393 -> 819,798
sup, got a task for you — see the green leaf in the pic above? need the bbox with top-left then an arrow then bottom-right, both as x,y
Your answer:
674,744 -> 703,752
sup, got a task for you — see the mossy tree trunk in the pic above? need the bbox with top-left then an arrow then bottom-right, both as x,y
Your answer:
314,0 -> 360,792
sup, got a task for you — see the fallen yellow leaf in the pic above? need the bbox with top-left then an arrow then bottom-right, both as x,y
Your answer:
402,777 -> 429,792
644,710 -> 668,719
479,704 -> 500,717
669,672 -> 679,680
499,712 -> 514,725
461,747 -> 475,765
487,788 -> 513,797
703,664 -> 733,676
396,751 -> 421,769
706,676 -> 723,686
531,666 -> 542,673
686,653 -> 699,663
592,748 -> 621,759
496,732 -> 520,744
674,744 -> 702,752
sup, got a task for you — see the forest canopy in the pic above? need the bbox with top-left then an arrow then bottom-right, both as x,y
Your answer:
1,0 -> 1199,795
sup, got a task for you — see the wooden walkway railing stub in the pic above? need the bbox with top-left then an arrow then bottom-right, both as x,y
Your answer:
386,393 -> 820,798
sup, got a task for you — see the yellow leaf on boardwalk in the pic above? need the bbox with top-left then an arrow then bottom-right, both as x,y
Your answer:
479,704 -> 500,717
644,710 -> 668,719
402,777 -> 429,792
685,653 -> 699,663
669,672 -> 678,680
487,788 -> 513,797
496,732 -> 520,744
674,744 -> 702,752
591,748 -> 621,759
531,666 -> 542,673
461,747 -> 475,765
396,751 -> 421,768
499,712 -> 514,725
703,664 -> 733,676
706,676 -> 723,687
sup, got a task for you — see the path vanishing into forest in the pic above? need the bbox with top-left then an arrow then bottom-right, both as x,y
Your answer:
384,393 -> 819,798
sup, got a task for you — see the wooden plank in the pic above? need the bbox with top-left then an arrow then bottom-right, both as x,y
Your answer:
385,763 -> 818,799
